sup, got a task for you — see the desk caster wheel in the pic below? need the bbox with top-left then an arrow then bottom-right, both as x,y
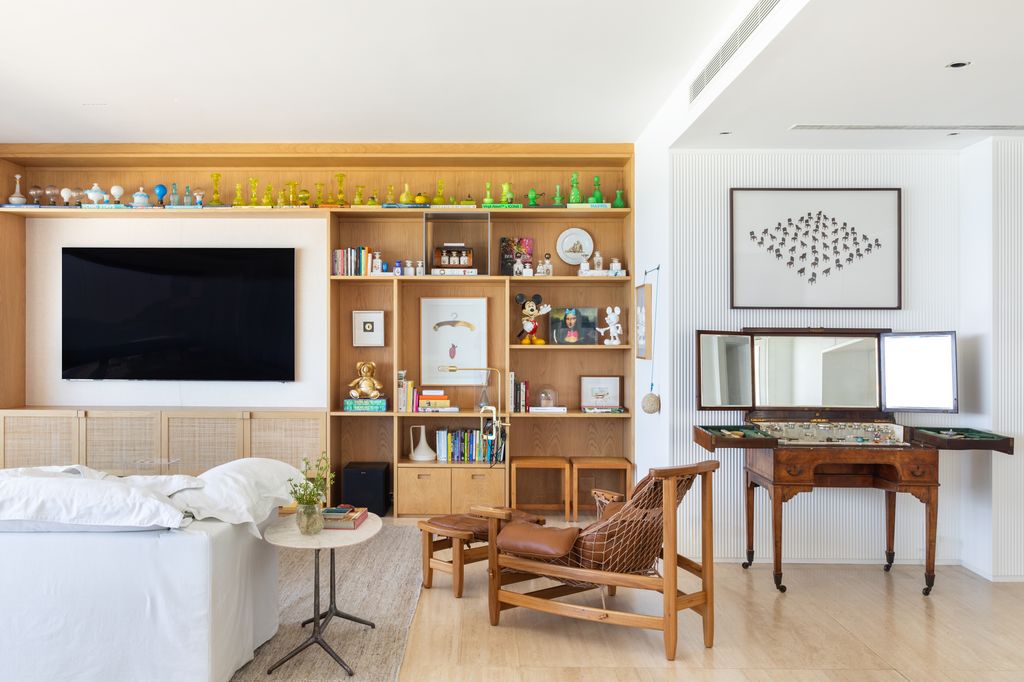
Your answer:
773,573 -> 786,593
923,573 -> 935,596
742,551 -> 754,569
922,586 -> 931,596
883,563 -> 892,572
883,551 -> 894,572
777,584 -> 787,593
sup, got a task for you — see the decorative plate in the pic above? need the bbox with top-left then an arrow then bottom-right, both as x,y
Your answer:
556,227 -> 594,265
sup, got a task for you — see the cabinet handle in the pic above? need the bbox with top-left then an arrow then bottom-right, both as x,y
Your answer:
910,465 -> 926,477
785,465 -> 803,477
472,474 -> 485,480
418,474 -> 430,480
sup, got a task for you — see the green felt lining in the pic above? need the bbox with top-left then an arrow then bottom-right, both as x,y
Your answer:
701,426 -> 773,439
915,427 -> 1002,440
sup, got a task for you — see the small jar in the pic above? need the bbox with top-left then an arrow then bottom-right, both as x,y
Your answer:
404,259 -> 414,276
371,252 -> 383,273
609,257 -> 621,273
522,263 -> 534,277
415,260 -> 425,276
459,250 -> 469,266
394,260 -> 403,276
440,250 -> 450,266
593,251 -> 603,270
578,259 -> 590,275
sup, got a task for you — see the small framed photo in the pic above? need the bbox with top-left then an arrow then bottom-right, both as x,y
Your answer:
635,284 -> 652,359
580,375 -> 623,409
352,310 -> 385,347
549,306 -> 598,345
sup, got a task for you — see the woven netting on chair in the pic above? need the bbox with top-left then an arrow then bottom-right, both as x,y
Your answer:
508,473 -> 697,589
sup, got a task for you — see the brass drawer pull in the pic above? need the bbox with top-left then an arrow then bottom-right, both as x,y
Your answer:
910,465 -> 927,477
785,465 -> 803,477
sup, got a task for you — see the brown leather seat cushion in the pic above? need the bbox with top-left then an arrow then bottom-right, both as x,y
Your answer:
600,501 -> 625,521
426,510 -> 543,541
497,521 -> 580,559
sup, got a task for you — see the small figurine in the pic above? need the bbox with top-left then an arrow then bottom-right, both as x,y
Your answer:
153,183 -> 167,206
262,184 -> 274,206
232,182 -> 244,206
209,172 -> 223,206
348,361 -> 384,399
287,181 -> 299,206
459,195 -> 476,206
527,188 -> 544,207
248,177 -> 259,206
110,185 -> 125,205
182,185 -> 193,206
536,252 -> 553,276
314,182 -> 325,207
597,306 -> 623,345
515,293 -> 551,345
353,185 -> 365,205
277,188 -> 286,206
588,175 -> 603,204
432,179 -> 446,205
552,184 -> 564,206
612,189 -> 626,208
334,172 -> 348,206
193,188 -> 205,206
578,257 -> 590,275
512,255 -> 525,276
399,183 -> 413,203
367,189 -> 379,206
132,187 -> 150,207
414,192 -> 428,204
385,184 -> 395,203
500,181 -> 513,203
169,183 -> 181,206
297,188 -> 311,206
568,172 -> 583,203
483,182 -> 494,206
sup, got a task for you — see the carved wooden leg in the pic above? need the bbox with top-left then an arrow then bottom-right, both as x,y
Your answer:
452,538 -> 465,598
742,471 -> 755,569
771,486 -> 786,593
884,491 -> 896,572
421,530 -> 433,589
923,487 -> 938,595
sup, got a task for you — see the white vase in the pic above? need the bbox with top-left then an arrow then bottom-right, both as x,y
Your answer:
8,174 -> 26,205
409,425 -> 438,461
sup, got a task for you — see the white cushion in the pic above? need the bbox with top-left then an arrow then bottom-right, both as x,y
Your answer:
170,458 -> 305,537
0,476 -> 187,530
119,474 -> 205,498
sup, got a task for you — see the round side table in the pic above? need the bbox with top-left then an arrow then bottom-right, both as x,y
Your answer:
263,513 -> 382,676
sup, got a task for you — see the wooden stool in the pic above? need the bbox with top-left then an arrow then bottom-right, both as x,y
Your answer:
510,456 -> 571,521
570,456 -> 634,521
418,510 -> 543,598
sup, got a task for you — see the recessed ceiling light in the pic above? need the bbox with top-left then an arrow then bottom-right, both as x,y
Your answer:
946,61 -> 971,69
719,131 -> 733,135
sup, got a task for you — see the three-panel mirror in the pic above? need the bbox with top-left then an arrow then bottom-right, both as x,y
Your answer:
696,329 -> 957,413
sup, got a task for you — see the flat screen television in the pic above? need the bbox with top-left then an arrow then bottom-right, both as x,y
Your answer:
62,247 -> 295,381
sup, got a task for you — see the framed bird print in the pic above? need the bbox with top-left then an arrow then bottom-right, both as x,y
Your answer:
730,188 -> 902,309
420,298 -> 489,386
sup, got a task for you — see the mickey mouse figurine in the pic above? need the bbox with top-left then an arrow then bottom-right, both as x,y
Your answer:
516,293 -> 551,345
597,306 -> 623,345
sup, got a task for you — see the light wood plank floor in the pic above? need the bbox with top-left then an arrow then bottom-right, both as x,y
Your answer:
390,519 -> 1024,681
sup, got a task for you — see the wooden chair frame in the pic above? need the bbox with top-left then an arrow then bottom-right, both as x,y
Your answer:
472,461 -> 718,661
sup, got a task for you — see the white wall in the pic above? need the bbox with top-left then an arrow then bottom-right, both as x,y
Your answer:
25,218 -> 326,408
670,150 -> 965,565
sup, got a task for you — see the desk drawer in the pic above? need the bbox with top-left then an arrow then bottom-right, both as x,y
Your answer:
451,468 -> 505,513
396,468 -> 451,516
693,425 -> 778,453
908,427 -> 1014,455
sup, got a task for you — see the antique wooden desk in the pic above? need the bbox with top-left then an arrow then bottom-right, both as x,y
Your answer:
694,328 -> 1013,595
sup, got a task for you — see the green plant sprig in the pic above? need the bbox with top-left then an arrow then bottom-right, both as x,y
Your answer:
288,451 -> 334,506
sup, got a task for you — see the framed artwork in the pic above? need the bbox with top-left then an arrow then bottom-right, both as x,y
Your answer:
420,297 -> 488,386
580,375 -> 623,409
352,310 -> 384,347
549,306 -> 598,345
730,188 -> 902,309
499,237 -> 533,275
635,284 -> 652,359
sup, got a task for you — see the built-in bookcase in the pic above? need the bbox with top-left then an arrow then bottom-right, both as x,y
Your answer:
0,143 -> 634,516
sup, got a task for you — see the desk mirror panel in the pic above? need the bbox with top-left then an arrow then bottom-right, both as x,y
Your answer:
753,335 -> 879,408
881,331 -> 957,412
698,332 -> 753,409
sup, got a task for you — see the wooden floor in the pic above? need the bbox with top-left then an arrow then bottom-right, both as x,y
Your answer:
390,518 -> 1024,681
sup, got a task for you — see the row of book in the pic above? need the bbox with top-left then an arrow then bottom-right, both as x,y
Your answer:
332,247 -> 388,276
397,373 -> 461,413
509,372 -> 529,413
435,428 -> 503,463
322,505 -> 368,529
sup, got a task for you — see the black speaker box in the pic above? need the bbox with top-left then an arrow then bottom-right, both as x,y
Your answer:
342,462 -> 390,516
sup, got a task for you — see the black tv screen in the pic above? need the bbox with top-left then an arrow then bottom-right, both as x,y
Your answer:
62,247 -> 295,381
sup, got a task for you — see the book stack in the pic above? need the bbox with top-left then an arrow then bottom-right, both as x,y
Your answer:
508,371 -> 530,413
322,505 -> 368,530
582,406 -> 626,414
528,406 -> 568,413
434,428 -> 502,463
332,247 -> 390,276
343,398 -> 387,412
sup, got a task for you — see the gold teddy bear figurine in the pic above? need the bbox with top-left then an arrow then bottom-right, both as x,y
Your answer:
348,361 -> 384,400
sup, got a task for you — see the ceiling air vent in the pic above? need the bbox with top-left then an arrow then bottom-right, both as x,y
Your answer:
791,124 -> 1024,131
689,0 -> 781,103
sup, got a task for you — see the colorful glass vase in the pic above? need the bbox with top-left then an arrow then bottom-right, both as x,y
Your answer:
209,173 -> 223,206
612,189 -> 625,208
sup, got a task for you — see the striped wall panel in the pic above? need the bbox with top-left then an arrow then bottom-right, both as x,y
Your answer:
670,150 -> 964,564
992,138 -> 1024,579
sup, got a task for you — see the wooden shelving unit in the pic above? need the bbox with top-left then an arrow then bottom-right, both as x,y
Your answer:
0,143 -> 634,516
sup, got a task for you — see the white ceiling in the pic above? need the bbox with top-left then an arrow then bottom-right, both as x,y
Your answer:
0,0 -> 748,143
674,0 -> 1024,149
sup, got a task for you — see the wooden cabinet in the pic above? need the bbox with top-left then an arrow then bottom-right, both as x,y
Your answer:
0,410 -> 80,469
83,410 -> 160,475
396,467 -> 452,516
247,411 -> 327,469
163,411 -> 245,475
451,468 -> 505,513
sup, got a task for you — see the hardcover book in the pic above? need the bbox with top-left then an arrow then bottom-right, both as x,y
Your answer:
499,237 -> 533,276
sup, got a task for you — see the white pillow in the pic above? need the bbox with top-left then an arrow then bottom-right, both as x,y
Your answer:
119,474 -> 205,498
0,476 -> 187,530
170,458 -> 305,537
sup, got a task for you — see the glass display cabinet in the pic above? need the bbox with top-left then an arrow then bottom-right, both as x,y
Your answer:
692,328 -> 1013,595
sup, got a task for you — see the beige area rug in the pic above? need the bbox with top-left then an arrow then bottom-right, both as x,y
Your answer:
232,524 -> 421,682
